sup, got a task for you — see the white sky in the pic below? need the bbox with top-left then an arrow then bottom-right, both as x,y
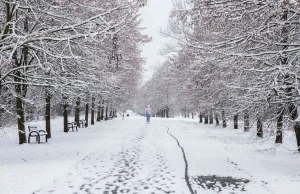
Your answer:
140,0 -> 174,83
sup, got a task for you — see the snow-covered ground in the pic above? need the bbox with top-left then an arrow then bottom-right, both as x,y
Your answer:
0,115 -> 299,194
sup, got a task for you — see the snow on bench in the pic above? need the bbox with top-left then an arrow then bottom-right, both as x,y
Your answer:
79,119 -> 86,128
68,122 -> 78,132
28,126 -> 48,144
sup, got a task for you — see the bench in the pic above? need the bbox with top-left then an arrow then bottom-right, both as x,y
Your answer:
68,122 -> 78,132
79,119 -> 86,128
108,116 -> 113,120
28,126 -> 48,144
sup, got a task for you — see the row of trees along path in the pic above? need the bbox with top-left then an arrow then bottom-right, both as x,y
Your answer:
136,0 -> 300,152
0,0 -> 149,144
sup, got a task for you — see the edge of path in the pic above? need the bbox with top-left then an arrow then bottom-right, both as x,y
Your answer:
166,127 -> 195,194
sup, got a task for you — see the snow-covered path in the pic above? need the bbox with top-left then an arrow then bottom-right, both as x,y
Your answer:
1,115 -> 299,194
32,118 -> 189,194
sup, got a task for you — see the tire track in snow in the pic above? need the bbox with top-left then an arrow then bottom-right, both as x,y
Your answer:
166,127 -> 195,194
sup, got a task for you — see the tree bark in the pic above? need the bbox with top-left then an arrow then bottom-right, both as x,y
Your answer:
85,102 -> 89,127
234,114 -> 238,129
63,99 -> 68,133
74,97 -> 80,126
105,106 -> 108,120
199,113 -> 203,123
215,113 -> 219,126
97,101 -> 101,122
16,96 -> 27,144
204,115 -> 208,124
209,112 -> 213,124
166,107 -> 169,118
7,0 -> 27,144
100,101 -> 104,120
244,109 -> 250,131
222,109 -> 227,128
0,73 -> 2,128
257,118 -> 263,138
275,112 -> 283,143
91,97 -> 95,125
293,121 -> 300,152
45,90 -> 51,138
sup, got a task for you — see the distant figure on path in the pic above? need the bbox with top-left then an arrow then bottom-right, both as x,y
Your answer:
145,105 -> 152,124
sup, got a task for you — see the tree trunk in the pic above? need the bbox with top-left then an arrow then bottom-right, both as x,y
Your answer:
257,118 -> 263,138
184,110 -> 186,118
85,102 -> 89,127
63,100 -> 68,133
105,106 -> 108,120
91,97 -> 95,125
222,109 -> 227,128
204,115 -> 208,124
74,97 -> 80,127
199,113 -> 203,123
14,51 -> 28,143
97,101 -> 101,122
166,107 -> 169,118
234,114 -> 238,129
45,90 -> 51,138
16,96 -> 27,144
100,104 -> 104,120
0,73 -> 2,128
215,113 -> 219,126
275,112 -> 283,143
209,112 -> 213,124
244,109 -> 250,131
293,121 -> 300,152
7,1 -> 27,144
192,112 -> 194,119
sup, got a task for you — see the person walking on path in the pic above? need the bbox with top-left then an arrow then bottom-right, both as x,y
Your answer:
145,105 -> 152,124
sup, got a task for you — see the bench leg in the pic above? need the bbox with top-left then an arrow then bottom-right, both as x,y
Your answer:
38,135 -> 41,144
28,136 -> 30,144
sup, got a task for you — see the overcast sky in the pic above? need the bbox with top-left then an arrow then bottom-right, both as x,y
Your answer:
140,0 -> 174,83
